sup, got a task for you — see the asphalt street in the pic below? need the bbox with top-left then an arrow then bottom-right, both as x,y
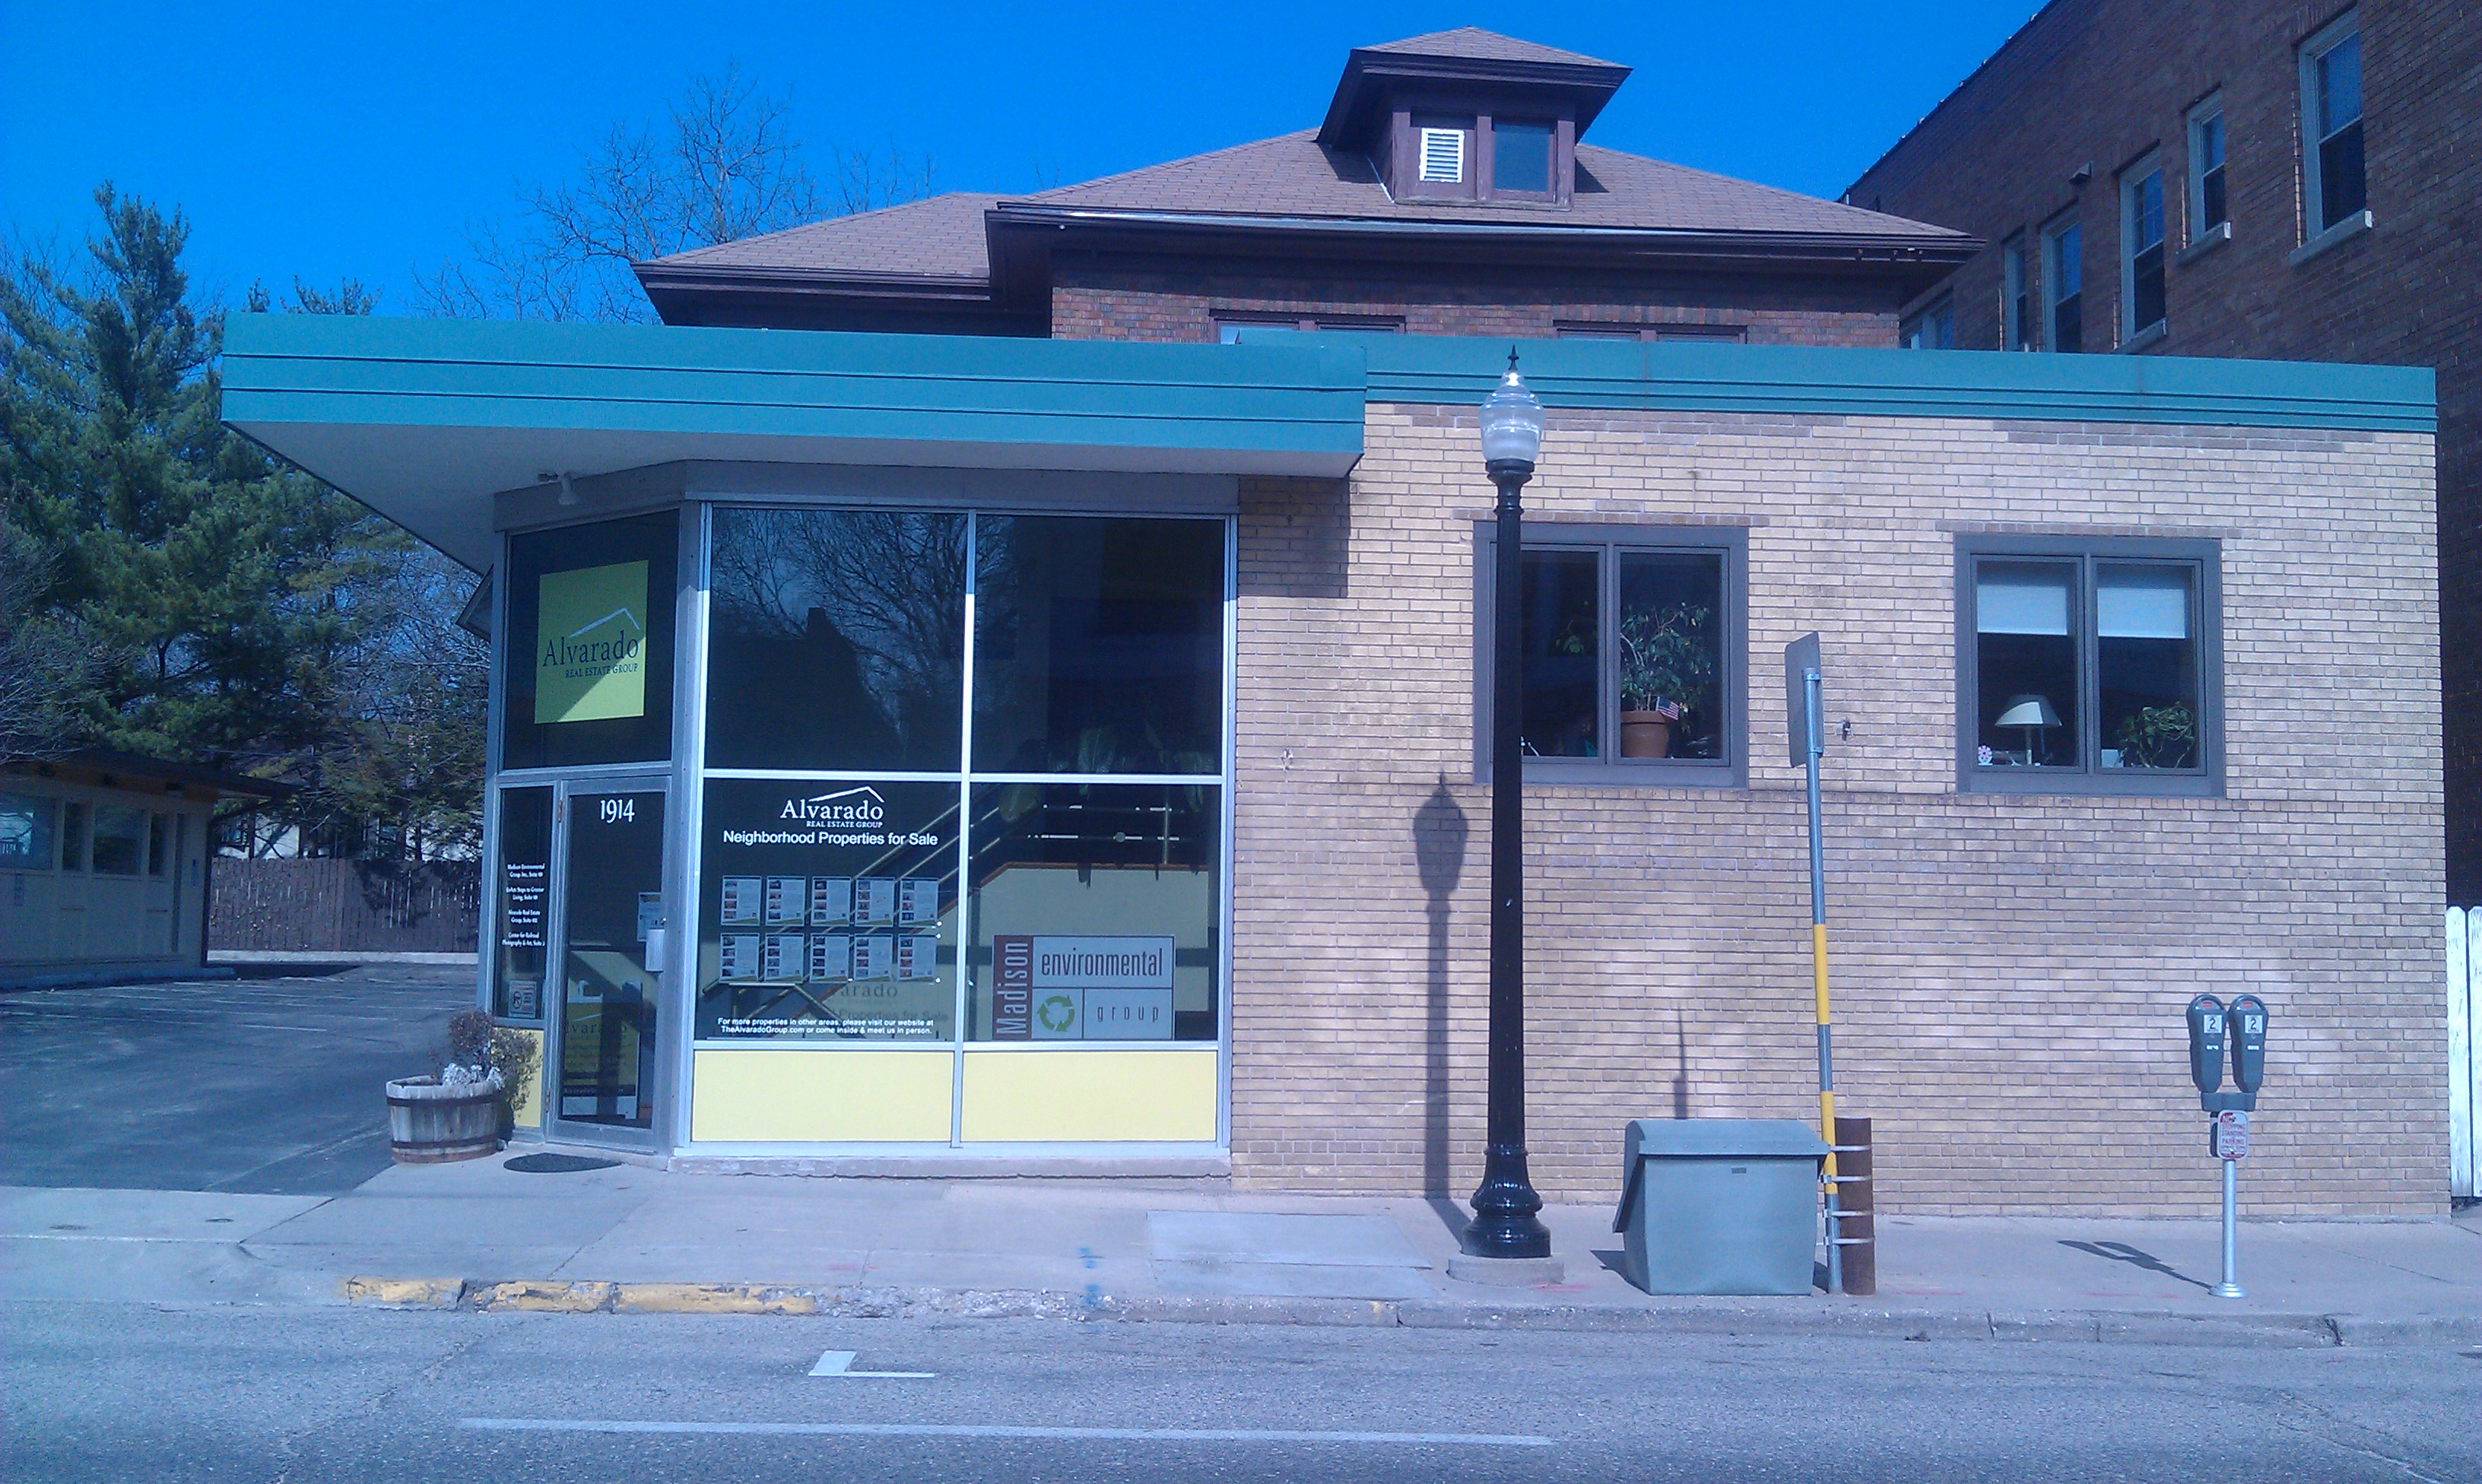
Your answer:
5,1305 -> 2475,1483
0,966 -> 474,1194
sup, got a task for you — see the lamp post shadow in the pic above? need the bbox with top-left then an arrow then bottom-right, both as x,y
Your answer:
1413,777 -> 1469,1201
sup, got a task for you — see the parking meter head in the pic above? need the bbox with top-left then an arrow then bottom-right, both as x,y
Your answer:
2185,994 -> 2226,1095
2228,994 -> 2267,1095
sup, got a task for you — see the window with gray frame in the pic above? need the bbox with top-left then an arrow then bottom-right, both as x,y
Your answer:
2043,217 -> 2083,353
2187,96 -> 2227,238
1957,536 -> 2221,794
1475,525 -> 1745,785
2003,235 -> 2035,350
1901,297 -> 1956,350
2300,13 -> 2366,236
2121,157 -> 2166,339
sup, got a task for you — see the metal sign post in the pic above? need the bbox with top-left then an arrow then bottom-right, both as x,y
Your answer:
1785,633 -> 1839,1295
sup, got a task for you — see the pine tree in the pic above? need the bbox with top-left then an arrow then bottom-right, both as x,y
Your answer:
2,186 -> 484,858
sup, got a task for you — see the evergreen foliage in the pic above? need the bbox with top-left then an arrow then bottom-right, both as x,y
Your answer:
1,186 -> 484,858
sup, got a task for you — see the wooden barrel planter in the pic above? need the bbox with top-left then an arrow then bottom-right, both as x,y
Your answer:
386,1076 -> 503,1164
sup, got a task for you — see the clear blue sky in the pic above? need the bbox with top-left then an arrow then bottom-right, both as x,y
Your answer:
2,2 -> 2042,309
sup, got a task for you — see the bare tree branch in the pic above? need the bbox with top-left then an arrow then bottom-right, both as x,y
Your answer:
413,65 -> 931,323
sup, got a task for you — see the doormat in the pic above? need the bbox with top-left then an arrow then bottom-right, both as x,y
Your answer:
504,1153 -> 621,1174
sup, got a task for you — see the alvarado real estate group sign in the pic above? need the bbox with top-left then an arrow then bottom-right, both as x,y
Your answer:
536,560 -> 649,724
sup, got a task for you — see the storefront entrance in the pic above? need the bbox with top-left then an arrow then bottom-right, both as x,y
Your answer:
549,779 -> 668,1145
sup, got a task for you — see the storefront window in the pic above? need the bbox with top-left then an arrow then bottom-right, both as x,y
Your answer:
492,787 -> 553,1020
973,516 -> 1224,775
0,791 -> 53,869
706,508 -> 966,771
59,801 -> 87,871
966,782 -> 1219,1042
500,513 -> 679,772
694,777 -> 960,1042
90,804 -> 146,876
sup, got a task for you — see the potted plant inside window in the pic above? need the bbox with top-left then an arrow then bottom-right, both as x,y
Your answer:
1617,600 -> 1716,759
385,1010 -> 533,1163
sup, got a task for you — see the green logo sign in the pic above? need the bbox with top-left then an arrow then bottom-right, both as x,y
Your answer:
535,561 -> 649,724
1036,993 -> 1078,1035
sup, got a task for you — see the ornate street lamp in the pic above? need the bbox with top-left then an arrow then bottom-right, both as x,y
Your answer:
1468,351 -> 1551,1261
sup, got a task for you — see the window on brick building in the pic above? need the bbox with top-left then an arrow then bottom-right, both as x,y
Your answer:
1216,315 -> 1403,342
2002,235 -> 2036,350
1900,297 -> 1955,350
2042,217 -> 2083,353
1474,524 -> 1745,786
1957,535 -> 2221,795
1553,321 -> 1748,343
2121,157 -> 2166,341
2186,97 -> 2227,238
1492,121 -> 1553,195
2300,13 -> 2366,236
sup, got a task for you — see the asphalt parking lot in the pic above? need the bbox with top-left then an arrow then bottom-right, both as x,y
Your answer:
0,966 -> 474,1194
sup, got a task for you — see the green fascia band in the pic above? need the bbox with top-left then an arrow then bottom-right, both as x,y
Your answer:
1239,331 -> 2436,435
222,315 -> 1367,461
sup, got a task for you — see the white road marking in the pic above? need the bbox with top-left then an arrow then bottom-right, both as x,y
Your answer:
460,1419 -> 1555,1446
808,1349 -> 935,1378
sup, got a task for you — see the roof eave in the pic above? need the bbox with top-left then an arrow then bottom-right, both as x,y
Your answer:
1316,49 -> 1633,150
987,205 -> 1979,293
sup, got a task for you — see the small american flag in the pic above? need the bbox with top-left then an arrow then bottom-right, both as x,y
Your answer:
1652,699 -> 1684,721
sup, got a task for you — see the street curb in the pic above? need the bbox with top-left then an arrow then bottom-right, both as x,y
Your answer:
334,1276 -> 2482,1347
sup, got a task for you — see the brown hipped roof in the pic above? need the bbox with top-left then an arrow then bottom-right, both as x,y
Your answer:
643,132 -> 1966,284
1358,26 -> 1619,68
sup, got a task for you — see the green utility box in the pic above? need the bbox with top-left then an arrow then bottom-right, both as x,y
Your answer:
1613,1118 -> 1830,1295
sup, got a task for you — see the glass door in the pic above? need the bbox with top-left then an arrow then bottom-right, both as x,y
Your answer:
551,782 -> 668,1141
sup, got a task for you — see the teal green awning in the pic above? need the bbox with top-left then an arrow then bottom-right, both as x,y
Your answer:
223,315 -> 1368,569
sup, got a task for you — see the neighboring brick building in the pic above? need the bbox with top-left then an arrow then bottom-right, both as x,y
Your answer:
1844,0 -> 2480,902
635,28 -> 1976,347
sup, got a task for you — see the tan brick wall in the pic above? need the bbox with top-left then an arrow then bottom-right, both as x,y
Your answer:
1228,404 -> 2442,1216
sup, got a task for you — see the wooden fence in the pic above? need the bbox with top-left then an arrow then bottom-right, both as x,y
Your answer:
210,858 -> 480,955
2452,908 -> 2481,1200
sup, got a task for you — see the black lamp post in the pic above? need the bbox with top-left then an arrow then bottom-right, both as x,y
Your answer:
1467,350 -> 1551,1261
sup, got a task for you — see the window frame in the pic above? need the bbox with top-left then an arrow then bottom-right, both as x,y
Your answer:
2185,94 -> 2228,242
1954,534 -> 2224,797
0,788 -> 56,871
1900,295 -> 1956,350
2119,152 -> 2168,342
2042,214 -> 2084,353
1486,118 -> 1557,199
1473,522 -> 1747,788
1215,314 -> 1403,342
2299,11 -> 2366,239
2002,234 -> 2035,350
1552,320 -> 1748,344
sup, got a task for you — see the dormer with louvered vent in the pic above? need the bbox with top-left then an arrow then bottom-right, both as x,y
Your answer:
1316,27 -> 1630,207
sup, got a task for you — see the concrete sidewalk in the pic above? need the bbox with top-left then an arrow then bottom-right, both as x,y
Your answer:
5,1161 -> 2475,1346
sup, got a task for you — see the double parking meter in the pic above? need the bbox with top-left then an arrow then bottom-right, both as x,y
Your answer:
2186,992 -> 2265,1113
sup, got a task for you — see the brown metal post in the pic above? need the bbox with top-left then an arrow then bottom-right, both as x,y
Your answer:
1833,1115 -> 1876,1296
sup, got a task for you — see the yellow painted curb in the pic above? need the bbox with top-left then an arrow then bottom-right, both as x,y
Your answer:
479,1279 -> 614,1313
341,1276 -> 465,1308
613,1283 -> 819,1315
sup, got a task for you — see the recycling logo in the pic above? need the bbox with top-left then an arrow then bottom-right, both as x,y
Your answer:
1036,994 -> 1078,1035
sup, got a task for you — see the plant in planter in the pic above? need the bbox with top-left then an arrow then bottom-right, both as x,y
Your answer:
2112,702 -> 2198,769
1617,600 -> 1716,759
384,1009 -> 507,1164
